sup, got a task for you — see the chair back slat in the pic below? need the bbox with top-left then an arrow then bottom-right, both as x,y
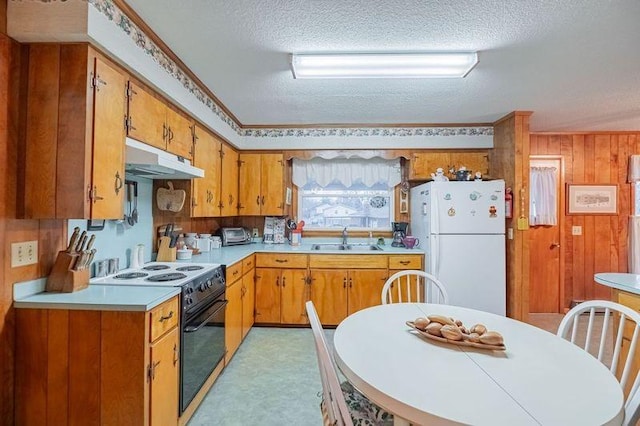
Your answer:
557,300 -> 640,426
381,270 -> 449,305
306,301 -> 353,426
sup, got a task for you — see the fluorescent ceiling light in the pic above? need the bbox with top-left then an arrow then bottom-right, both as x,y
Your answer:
290,52 -> 478,79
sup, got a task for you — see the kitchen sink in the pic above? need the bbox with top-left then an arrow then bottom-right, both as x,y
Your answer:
311,244 -> 381,251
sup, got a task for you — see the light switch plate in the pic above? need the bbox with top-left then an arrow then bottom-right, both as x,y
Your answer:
11,241 -> 38,267
572,226 -> 582,236
507,228 -> 514,240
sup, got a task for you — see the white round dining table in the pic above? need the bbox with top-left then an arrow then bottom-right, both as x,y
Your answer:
333,303 -> 624,426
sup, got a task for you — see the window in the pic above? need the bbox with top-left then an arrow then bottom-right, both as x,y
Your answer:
298,182 -> 394,231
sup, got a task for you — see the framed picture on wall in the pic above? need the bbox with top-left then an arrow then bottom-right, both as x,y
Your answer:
566,184 -> 618,215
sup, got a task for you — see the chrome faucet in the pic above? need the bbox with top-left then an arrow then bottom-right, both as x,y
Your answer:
342,227 -> 348,245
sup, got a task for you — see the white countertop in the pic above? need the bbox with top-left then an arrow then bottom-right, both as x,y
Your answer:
14,282 -> 181,311
595,272 -> 640,295
181,239 -> 424,267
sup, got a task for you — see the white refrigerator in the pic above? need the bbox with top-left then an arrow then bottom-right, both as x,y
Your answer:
410,180 -> 506,315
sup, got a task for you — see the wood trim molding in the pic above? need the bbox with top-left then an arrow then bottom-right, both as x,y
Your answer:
244,122 -> 494,129
531,131 -> 640,136
112,0 -> 241,126
493,111 -> 533,127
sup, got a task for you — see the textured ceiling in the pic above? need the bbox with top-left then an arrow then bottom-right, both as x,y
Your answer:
125,0 -> 640,132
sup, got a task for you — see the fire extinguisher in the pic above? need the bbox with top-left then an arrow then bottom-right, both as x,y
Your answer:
505,187 -> 513,218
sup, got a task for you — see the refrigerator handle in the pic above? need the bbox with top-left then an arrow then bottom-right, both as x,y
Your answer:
434,233 -> 440,277
433,189 -> 440,235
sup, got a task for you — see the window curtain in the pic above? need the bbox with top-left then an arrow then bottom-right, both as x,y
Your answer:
292,158 -> 401,188
629,155 -> 640,272
529,167 -> 557,226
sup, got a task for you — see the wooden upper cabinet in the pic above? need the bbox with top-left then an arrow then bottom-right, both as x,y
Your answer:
127,82 -> 194,161
127,81 -> 166,150
192,125 -> 221,217
238,153 -> 285,216
220,143 -> 239,217
409,151 -> 489,180
165,107 -> 194,160
238,154 -> 262,215
24,44 -> 127,219
90,57 -> 126,220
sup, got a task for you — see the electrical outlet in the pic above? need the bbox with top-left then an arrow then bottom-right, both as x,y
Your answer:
572,226 -> 582,236
507,228 -> 514,240
252,228 -> 259,238
11,240 -> 38,267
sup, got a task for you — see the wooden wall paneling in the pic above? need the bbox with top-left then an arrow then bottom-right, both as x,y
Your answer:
1,0 -> 6,35
47,310 -> 69,425
24,44 -> 60,219
68,310 -> 102,425
15,309 -> 48,425
560,136 -> 574,308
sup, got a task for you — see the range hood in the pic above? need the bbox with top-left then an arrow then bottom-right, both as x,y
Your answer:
125,138 -> 204,179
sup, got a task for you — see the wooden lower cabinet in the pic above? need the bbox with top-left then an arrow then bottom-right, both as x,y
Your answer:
255,267 -> 309,324
241,263 -> 256,338
15,296 -> 180,426
613,290 -> 640,397
309,268 -> 387,326
225,278 -> 243,364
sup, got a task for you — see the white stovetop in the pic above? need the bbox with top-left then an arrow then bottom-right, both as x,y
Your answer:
90,262 -> 221,287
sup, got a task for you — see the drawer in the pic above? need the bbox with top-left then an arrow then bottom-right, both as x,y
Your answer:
388,255 -> 423,270
242,254 -> 255,272
309,254 -> 387,269
226,261 -> 243,284
150,296 -> 179,342
256,253 -> 308,269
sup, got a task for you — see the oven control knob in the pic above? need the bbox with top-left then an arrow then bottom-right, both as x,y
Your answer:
198,283 -> 206,292
186,297 -> 193,305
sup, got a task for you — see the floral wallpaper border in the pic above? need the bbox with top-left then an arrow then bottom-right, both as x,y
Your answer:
37,0 -> 494,140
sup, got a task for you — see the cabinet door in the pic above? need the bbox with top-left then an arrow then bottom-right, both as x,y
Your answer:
238,153 -> 262,215
225,280 -> 243,363
348,269 -> 388,315
220,143 -> 238,217
255,268 -> 281,324
450,152 -> 489,176
409,152 -> 451,180
166,107 -> 193,160
91,57 -> 126,219
261,154 -> 285,215
280,269 -> 309,325
388,270 -> 425,303
149,327 -> 179,426
241,269 -> 255,338
127,81 -> 166,150
191,125 -> 217,217
310,269 -> 348,326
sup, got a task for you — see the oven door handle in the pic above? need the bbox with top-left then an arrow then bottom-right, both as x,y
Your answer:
184,300 -> 228,333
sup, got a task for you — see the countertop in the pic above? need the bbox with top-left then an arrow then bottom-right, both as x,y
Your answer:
180,239 -> 425,267
594,272 -> 640,295
14,279 -> 181,311
14,239 -> 423,311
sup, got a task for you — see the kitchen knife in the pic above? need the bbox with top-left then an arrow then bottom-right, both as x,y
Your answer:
85,249 -> 97,270
85,234 -> 96,251
67,227 -> 80,253
169,234 -> 178,248
74,231 -> 87,253
73,251 -> 86,271
76,234 -> 88,253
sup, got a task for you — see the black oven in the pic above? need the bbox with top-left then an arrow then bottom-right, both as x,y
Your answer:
179,269 -> 227,414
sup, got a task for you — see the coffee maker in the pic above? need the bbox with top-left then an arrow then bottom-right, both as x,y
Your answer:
391,222 -> 409,247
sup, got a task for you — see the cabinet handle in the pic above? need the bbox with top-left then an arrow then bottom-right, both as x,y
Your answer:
173,344 -> 178,366
349,278 -> 353,288
163,123 -> 168,141
282,276 -> 286,287
229,194 -> 234,206
233,270 -> 239,276
343,277 -> 347,288
159,311 -> 174,322
261,195 -> 265,205
114,171 -> 123,195
150,360 -> 161,381
278,203 -> 284,210
192,197 -> 198,207
256,195 -> 260,205
275,259 -> 288,263
90,186 -> 104,203
169,127 -> 174,142
400,260 -> 410,265
276,276 -> 280,287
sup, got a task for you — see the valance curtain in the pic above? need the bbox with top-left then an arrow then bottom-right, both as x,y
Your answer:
529,166 -> 557,226
629,155 -> 640,182
292,158 -> 401,188
630,217 -> 640,273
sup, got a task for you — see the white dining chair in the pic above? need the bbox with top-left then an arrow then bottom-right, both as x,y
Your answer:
306,301 -> 393,426
381,270 -> 449,305
557,300 -> 640,426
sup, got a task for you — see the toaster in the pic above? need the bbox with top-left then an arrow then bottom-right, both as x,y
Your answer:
220,227 -> 252,246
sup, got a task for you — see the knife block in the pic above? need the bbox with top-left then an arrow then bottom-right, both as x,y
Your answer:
156,236 -> 176,262
46,251 -> 90,293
